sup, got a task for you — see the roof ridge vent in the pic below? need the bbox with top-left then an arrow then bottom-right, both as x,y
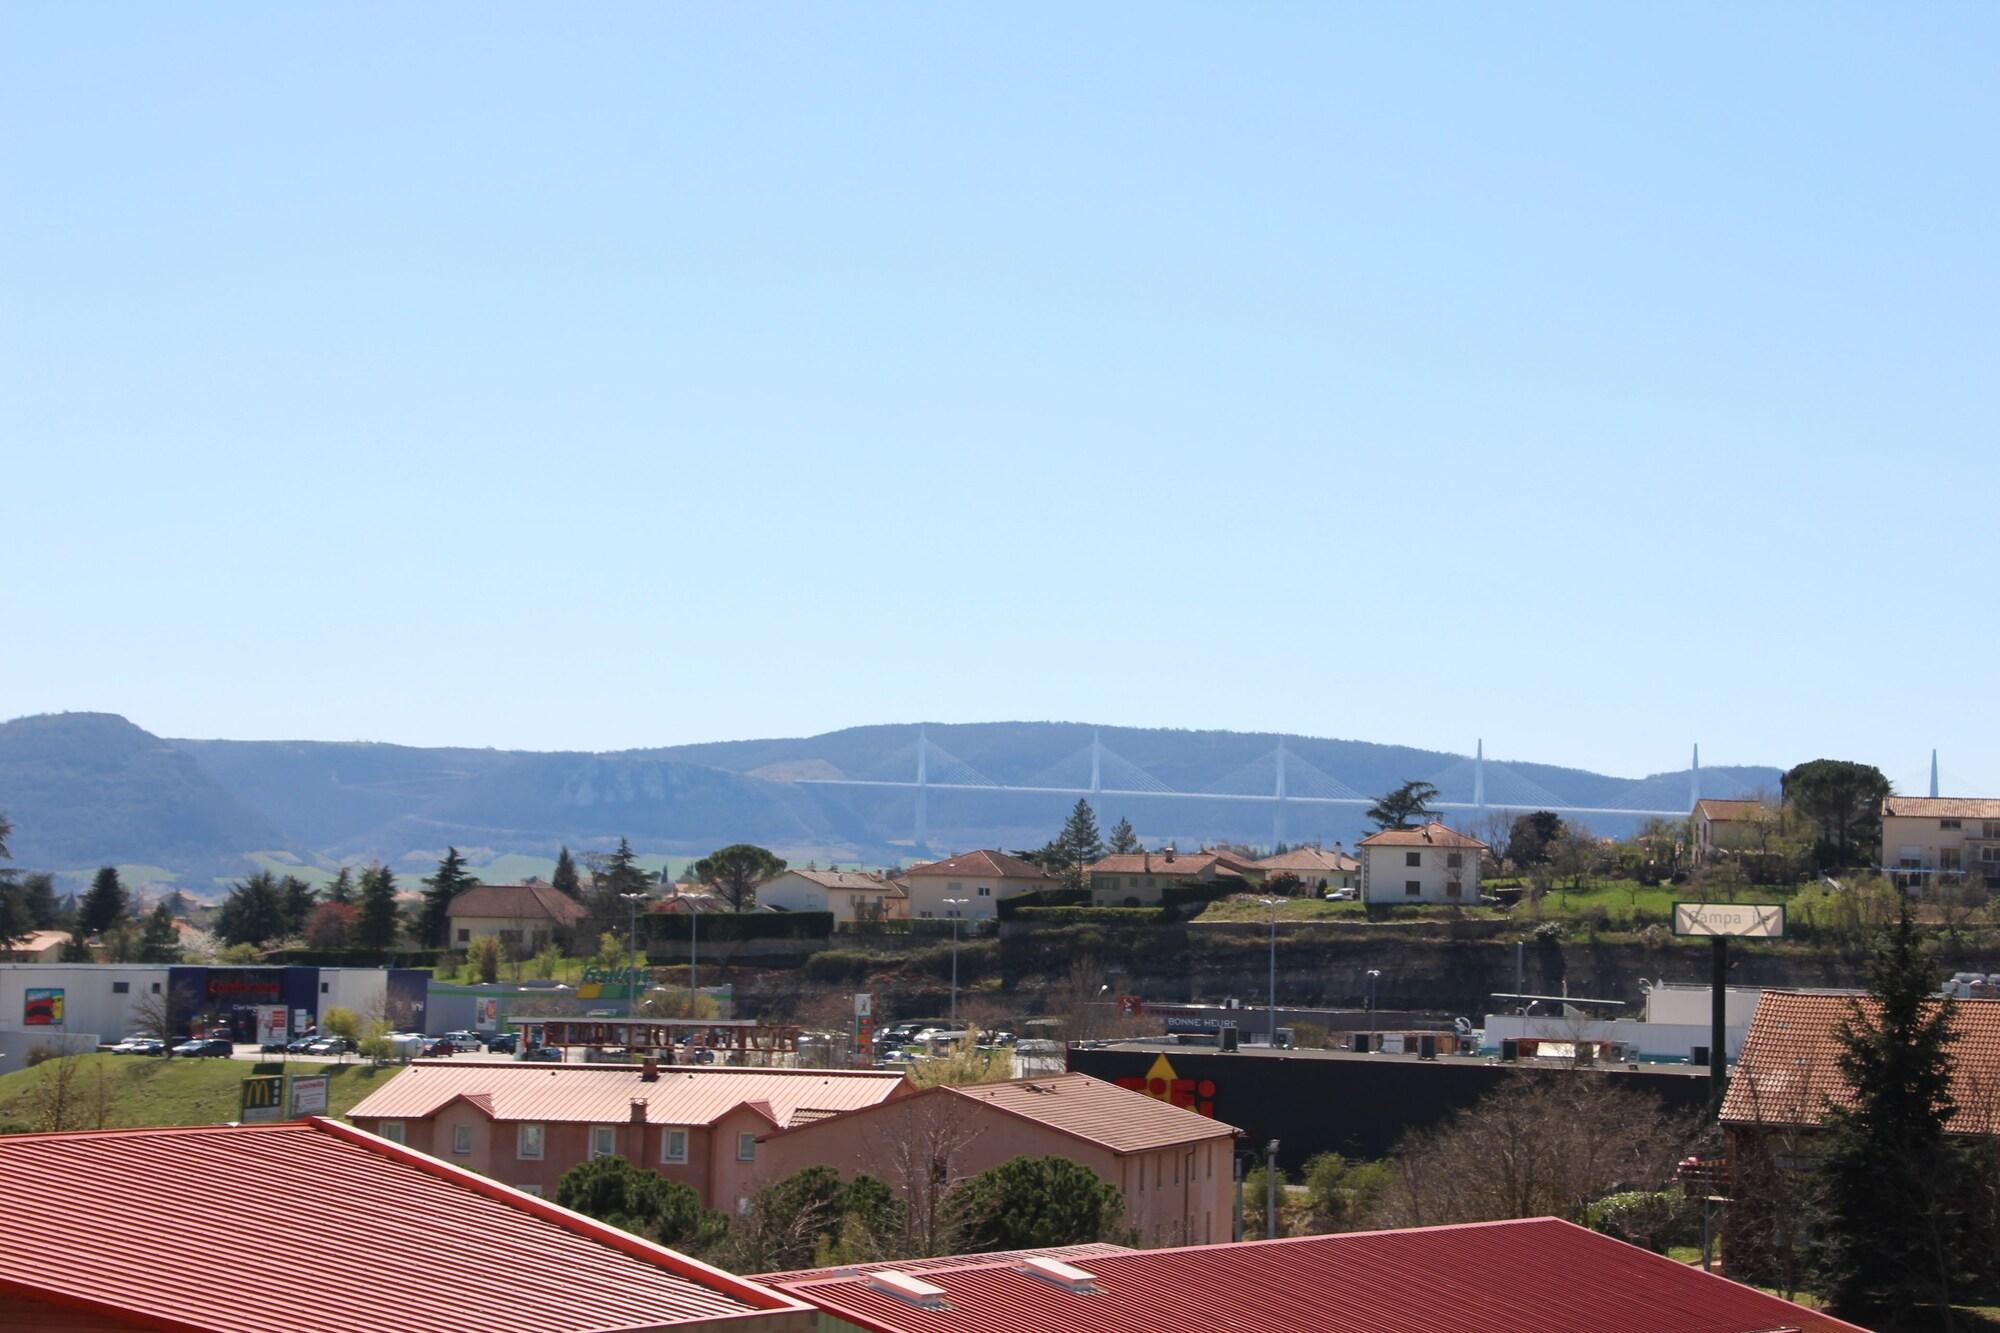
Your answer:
863,1270 -> 949,1309
1019,1255 -> 1097,1293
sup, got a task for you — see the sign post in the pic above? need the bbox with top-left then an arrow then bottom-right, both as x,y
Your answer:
1673,903 -> 1785,1114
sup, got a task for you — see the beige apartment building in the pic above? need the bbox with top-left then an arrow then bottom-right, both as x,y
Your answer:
1086,849 -> 1263,906
1356,822 -> 1488,905
1881,796 -> 2000,890
902,850 -> 1057,922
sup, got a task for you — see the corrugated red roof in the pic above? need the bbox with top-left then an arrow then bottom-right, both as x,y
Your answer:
769,1217 -> 1866,1333
949,1072 -> 1236,1154
446,882 -> 587,924
348,1059 -> 909,1128
1356,821 -> 1487,850
0,1117 -> 807,1333
1722,991 -> 2000,1133
905,849 -> 1054,881
754,1243 -> 1134,1283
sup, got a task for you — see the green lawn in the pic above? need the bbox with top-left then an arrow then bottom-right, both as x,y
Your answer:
1194,879 -> 1801,929
0,1053 -> 399,1134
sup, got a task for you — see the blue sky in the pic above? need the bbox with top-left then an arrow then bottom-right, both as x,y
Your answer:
3,5 -> 1995,794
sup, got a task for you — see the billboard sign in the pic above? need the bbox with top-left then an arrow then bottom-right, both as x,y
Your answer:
290,1075 -> 330,1117
24,989 -> 63,1026
240,1074 -> 285,1123
259,1006 -> 289,1043
1673,902 -> 1786,938
476,997 -> 499,1029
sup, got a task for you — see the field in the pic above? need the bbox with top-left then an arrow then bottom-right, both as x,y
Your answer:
0,1053 -> 398,1134
1195,879 -> 1801,930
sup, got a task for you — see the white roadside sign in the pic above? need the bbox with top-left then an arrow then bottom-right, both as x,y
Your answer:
1673,902 -> 1786,938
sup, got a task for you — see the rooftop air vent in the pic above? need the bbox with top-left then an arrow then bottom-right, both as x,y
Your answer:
864,1271 -> 949,1310
1019,1256 -> 1098,1294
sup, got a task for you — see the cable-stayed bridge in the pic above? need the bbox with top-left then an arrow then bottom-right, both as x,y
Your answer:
793,728 -> 1716,850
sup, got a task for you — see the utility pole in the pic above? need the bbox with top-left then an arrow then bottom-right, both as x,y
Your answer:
943,896 -> 969,1028
1258,898 -> 1280,1045
1265,1138 -> 1280,1239
619,893 -> 648,1025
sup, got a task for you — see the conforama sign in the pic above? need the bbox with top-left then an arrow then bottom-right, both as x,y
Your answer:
1114,1052 -> 1219,1118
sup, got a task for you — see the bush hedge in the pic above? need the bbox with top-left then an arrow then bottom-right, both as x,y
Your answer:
645,911 -> 834,944
264,949 -> 443,968
995,888 -> 1091,920
1008,906 -> 1167,926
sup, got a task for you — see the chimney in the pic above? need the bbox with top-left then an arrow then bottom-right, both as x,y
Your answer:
629,1098 -> 647,1124
641,1055 -> 659,1082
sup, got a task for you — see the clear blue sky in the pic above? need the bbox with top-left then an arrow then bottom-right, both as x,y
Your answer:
4,6 -> 1995,794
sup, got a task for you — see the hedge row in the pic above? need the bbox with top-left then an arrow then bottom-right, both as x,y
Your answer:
1008,906 -> 1167,926
263,949 -> 443,968
644,911 -> 834,943
994,887 -> 1091,919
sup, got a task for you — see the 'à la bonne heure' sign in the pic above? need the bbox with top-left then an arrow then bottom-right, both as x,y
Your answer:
1673,902 -> 1786,938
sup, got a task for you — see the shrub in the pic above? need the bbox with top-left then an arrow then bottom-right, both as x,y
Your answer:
647,911 -> 834,944
1010,907 -> 1166,926
804,950 -> 876,985
1585,1189 -> 1698,1253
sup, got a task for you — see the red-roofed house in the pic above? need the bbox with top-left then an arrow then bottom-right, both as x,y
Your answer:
760,867 -> 908,922
746,1071 -> 1239,1248
0,1116 -> 812,1333
1356,822 -> 1487,905
902,850 -> 1058,922
347,1058 -> 912,1213
1085,849 -> 1262,906
1253,845 -> 1359,893
758,1217 -> 1865,1333
1692,797 -> 1775,861
445,882 -> 587,953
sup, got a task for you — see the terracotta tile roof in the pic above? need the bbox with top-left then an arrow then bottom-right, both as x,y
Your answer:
754,1243 -> 1135,1283
947,1072 -> 1237,1154
1883,796 -> 2000,820
1356,821 -> 1488,850
348,1060 -> 909,1129
2,928 -> 71,955
1694,798 -> 1770,821
446,882 -> 587,925
905,849 -> 1054,881
0,1118 -> 806,1333
1085,849 -> 1260,877
1722,991 -> 2000,1133
765,1217 -> 1866,1333
1254,847 -> 1359,875
787,868 -> 907,895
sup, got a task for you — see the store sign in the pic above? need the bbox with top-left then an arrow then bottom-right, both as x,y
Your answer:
1673,903 -> 1786,938
240,1074 -> 284,1123
290,1075 -> 329,1117
24,988 -> 63,1026
207,968 -> 284,1003
1114,1052 -> 1219,1118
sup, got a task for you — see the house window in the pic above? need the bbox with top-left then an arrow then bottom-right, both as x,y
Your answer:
518,1124 -> 545,1160
1446,852 -> 1462,869
452,1124 -> 473,1155
661,1130 -> 688,1164
1405,852 -> 1422,868
1986,822 -> 2000,841
1447,881 -> 1463,899
977,885 -> 991,896
320,982 -> 330,994
947,881 -> 963,893
1406,880 -> 1422,896
378,1121 -> 405,1145
112,981 -> 130,994
737,1132 -> 757,1162
456,928 -> 471,943
1942,819 -> 1962,830
151,982 -> 160,993
1942,849 -> 1963,872
920,911 -> 934,919
590,1126 -> 617,1160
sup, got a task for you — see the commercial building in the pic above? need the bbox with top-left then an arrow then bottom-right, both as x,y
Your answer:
903,850 -> 1056,922
1356,822 -> 1485,905
0,1116 -> 812,1333
445,882 -> 587,952
748,1072 -> 1239,1248
346,1058 -> 911,1209
1880,795 -> 2000,889
757,1217 -> 1865,1333
0,962 -> 427,1070
760,868 -> 908,921
1480,981 -> 1764,1064
1085,849 -> 1261,907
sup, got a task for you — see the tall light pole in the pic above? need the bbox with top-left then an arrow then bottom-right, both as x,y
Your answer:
688,903 -> 699,1019
943,896 -> 969,1028
619,893 -> 648,1024
1258,898 -> 1281,1046
1366,968 -> 1381,1032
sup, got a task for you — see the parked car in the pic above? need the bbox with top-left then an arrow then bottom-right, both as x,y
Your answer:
109,1037 -> 164,1055
1325,887 -> 1358,901
443,1030 -> 486,1049
285,1034 -> 322,1054
485,1032 -> 519,1054
523,1045 -> 562,1062
304,1037 -> 355,1056
172,1038 -> 232,1058
258,1037 -> 292,1054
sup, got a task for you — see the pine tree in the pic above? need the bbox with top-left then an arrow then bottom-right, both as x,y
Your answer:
324,867 -> 356,906
1815,902 -> 1965,1326
552,846 -> 582,900
1107,816 -> 1142,855
355,865 -> 401,951
216,871 -> 288,946
1365,780 -> 1439,831
419,847 -> 481,949
279,875 -> 318,937
78,866 -> 129,936
138,902 -> 182,963
1058,799 -> 1104,867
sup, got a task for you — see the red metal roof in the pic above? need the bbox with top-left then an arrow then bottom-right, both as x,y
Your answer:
0,1117 -> 808,1333
754,1243 -> 1135,1283
348,1059 -> 909,1128
768,1217 -> 1866,1333
948,1072 -> 1237,1154
1722,990 -> 2000,1133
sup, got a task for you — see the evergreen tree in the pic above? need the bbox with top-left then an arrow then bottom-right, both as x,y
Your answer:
78,866 -> 129,936
19,873 -> 60,929
216,871 -> 288,946
419,847 -> 481,949
279,875 -> 318,937
1815,902 -> 1965,1327
689,843 -> 778,913
355,864 -> 401,951
0,814 -> 20,947
552,845 -> 582,900
138,902 -> 182,963
323,867 -> 357,906
58,926 -> 93,962
555,1154 -> 708,1249
947,1155 -> 1125,1252
1365,780 -> 1439,831
1058,799 -> 1105,867
1107,816 -> 1142,855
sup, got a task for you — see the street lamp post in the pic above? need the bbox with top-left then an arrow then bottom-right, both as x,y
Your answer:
619,893 -> 648,1024
689,904 -> 699,1018
1258,898 -> 1281,1046
943,896 -> 969,1028
1366,968 -> 1381,1031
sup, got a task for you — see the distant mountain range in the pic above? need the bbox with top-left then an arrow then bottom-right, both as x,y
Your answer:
0,712 -> 1780,896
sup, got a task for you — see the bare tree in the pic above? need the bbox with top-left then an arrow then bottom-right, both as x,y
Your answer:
130,984 -> 192,1060
1724,1056 -> 1832,1299
877,1093 -> 980,1257
28,1052 -> 113,1132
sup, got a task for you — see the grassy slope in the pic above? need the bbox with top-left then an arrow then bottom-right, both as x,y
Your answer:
0,1053 -> 398,1134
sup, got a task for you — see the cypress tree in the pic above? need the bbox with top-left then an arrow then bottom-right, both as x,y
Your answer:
139,902 -> 182,963
324,867 -> 357,906
419,847 -> 481,949
552,845 -> 582,900
79,866 -> 129,936
355,865 -> 401,951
